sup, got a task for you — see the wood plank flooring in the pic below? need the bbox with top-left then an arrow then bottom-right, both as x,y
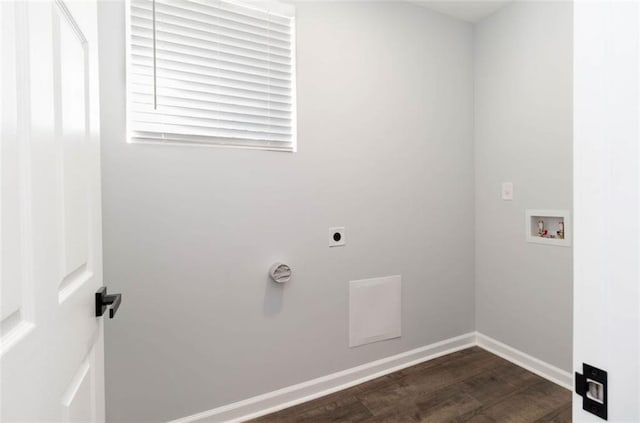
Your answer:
250,347 -> 571,422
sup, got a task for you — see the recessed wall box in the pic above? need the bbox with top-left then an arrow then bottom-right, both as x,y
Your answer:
525,209 -> 571,247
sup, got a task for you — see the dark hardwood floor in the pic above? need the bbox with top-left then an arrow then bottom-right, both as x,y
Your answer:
250,347 -> 571,422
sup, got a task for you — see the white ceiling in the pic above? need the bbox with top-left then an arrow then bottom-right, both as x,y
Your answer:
413,0 -> 514,23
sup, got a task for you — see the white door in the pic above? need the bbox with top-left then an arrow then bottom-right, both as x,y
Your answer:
573,0 -> 640,421
1,0 -> 105,421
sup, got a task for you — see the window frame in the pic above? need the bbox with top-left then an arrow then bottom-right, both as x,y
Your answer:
124,0 -> 297,152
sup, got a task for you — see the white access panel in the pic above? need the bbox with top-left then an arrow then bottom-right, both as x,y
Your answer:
349,275 -> 402,347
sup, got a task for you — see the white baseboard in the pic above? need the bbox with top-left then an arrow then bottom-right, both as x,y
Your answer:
167,332 -> 476,423
475,332 -> 573,390
169,331 -> 572,423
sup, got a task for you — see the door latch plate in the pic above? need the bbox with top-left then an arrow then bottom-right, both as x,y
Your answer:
575,363 -> 607,420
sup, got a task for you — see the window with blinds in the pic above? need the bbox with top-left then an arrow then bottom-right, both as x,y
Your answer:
127,0 -> 296,151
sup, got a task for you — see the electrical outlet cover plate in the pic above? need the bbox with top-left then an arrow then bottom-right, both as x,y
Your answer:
329,227 -> 346,247
502,182 -> 513,200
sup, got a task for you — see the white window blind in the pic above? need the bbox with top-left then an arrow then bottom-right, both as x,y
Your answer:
127,0 -> 296,151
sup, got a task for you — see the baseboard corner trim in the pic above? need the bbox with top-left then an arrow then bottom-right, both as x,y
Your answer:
475,332 -> 573,390
168,332 -> 476,423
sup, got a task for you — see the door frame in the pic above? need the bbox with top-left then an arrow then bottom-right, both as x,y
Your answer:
573,0 -> 640,421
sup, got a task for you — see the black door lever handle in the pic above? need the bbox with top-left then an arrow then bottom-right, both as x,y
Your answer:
96,287 -> 122,319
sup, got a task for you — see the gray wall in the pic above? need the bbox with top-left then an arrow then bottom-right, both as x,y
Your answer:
474,1 -> 573,371
98,2 -> 475,422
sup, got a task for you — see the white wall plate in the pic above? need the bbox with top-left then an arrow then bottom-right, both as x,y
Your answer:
329,227 -> 346,247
